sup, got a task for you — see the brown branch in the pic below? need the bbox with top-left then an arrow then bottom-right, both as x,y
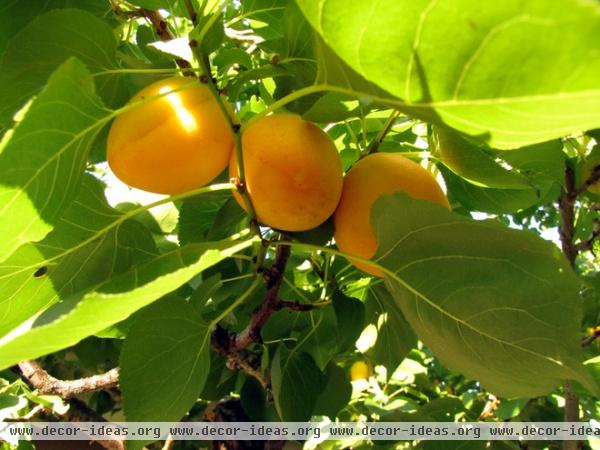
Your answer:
582,326 -> 600,347
111,3 -> 193,74
575,217 -> 600,253
557,165 -> 583,450
18,360 -> 119,399
66,398 -> 125,450
231,244 -> 291,351
162,434 -> 176,450
573,163 -> 600,198
558,165 -> 579,266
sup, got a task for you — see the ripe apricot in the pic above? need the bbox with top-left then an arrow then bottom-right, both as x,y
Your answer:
107,77 -> 233,194
334,153 -> 449,277
229,114 -> 343,231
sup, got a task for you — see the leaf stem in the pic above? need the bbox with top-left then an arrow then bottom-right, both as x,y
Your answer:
210,276 -> 262,326
367,109 -> 401,154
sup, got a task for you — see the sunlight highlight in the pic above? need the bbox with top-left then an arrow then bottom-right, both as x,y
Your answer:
158,85 -> 198,133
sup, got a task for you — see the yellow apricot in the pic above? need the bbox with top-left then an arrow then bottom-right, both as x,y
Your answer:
334,153 -> 449,277
350,360 -> 372,381
229,114 -> 343,231
107,77 -> 233,194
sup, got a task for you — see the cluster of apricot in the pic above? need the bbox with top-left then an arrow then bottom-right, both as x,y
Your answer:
107,77 -> 449,276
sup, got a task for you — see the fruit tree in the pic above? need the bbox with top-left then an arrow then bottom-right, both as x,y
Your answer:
0,1 -> 599,450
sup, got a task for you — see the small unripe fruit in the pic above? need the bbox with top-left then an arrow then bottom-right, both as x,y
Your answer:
230,114 -> 343,231
334,153 -> 449,277
107,77 -> 234,194
350,360 -> 372,381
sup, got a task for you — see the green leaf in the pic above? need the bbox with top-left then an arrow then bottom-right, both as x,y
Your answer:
0,238 -> 254,370
365,284 -> 417,370
371,193 -> 596,397
0,8 -> 126,127
297,305 -> 339,370
435,127 -> 533,189
332,291 -> 365,353
178,192 -> 230,244
120,298 -> 210,424
442,139 -> 564,213
313,363 -> 352,418
0,58 -> 106,262
0,0 -> 112,57
271,346 -> 323,421
0,174 -> 157,340
296,0 -> 600,149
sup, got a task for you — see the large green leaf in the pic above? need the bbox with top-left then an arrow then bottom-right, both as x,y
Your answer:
0,174 -> 157,338
0,58 -> 106,262
0,0 -> 112,58
365,284 -> 417,370
371,193 -> 595,397
120,299 -> 211,422
296,0 -> 600,149
441,140 -> 564,213
0,238 -> 254,370
271,346 -> 324,421
0,8 -> 126,127
435,127 -> 533,189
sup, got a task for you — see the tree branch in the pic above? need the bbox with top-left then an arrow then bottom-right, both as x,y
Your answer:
557,165 -> 583,450
18,360 -> 119,399
111,3 -> 192,74
231,244 -> 291,351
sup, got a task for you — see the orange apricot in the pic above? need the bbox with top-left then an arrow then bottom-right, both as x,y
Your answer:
107,77 -> 233,194
229,114 -> 343,231
334,153 -> 449,276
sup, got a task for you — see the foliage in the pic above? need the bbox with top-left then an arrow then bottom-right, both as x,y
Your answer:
0,1 -> 599,449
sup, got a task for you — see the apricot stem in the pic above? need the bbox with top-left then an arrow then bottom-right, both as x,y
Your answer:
367,109 -> 401,154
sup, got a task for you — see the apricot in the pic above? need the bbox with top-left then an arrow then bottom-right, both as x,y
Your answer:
334,153 -> 449,277
107,77 -> 233,194
350,360 -> 372,381
229,114 -> 343,231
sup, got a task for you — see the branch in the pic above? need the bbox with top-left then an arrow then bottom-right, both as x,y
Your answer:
66,398 -> 125,450
276,300 -> 322,311
18,360 -> 119,399
557,165 -> 583,450
575,217 -> 600,253
367,110 -> 401,154
573,163 -> 600,198
112,3 -> 192,74
558,165 -> 579,266
231,244 -> 291,351
582,326 -> 600,347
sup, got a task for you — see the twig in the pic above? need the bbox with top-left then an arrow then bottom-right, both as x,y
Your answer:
557,165 -> 583,450
582,326 -> 600,347
367,110 -> 401,154
18,360 -> 119,399
575,217 -> 600,253
276,300 -> 322,311
230,245 -> 291,351
162,434 -> 176,450
66,398 -> 125,450
112,3 -> 193,74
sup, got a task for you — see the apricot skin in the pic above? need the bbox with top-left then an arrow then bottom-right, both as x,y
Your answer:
107,77 -> 233,194
230,114 -> 343,232
333,153 -> 449,277
350,360 -> 372,381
